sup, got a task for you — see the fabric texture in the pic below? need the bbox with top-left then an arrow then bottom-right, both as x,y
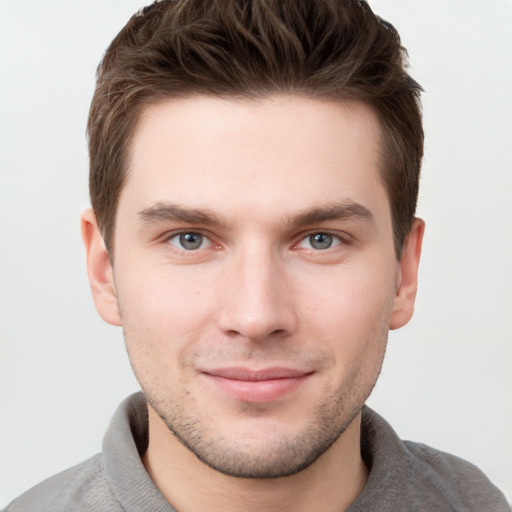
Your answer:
6,393 -> 510,512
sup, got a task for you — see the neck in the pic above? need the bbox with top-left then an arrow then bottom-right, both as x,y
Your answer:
142,406 -> 368,512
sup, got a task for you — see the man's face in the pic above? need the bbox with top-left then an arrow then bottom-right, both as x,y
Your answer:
89,95 -> 419,478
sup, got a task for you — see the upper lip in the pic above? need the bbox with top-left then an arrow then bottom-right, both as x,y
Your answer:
202,367 -> 312,381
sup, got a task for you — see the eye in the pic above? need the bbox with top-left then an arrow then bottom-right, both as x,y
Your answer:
297,232 -> 342,250
168,232 -> 211,251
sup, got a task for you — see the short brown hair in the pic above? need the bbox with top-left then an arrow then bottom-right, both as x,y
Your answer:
88,0 -> 423,257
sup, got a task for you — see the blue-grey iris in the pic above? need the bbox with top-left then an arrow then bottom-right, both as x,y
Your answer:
309,233 -> 333,250
179,233 -> 203,250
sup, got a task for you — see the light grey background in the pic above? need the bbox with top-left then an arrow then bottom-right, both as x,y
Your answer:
1,0 -> 511,506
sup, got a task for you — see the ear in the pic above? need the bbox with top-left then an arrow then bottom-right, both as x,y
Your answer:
81,209 -> 121,326
390,218 -> 425,330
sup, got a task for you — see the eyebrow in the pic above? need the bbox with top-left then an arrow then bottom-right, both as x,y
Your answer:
137,203 -> 225,227
288,202 -> 374,228
137,200 -> 374,228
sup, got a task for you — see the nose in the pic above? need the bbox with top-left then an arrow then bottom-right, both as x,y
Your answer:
217,247 -> 299,342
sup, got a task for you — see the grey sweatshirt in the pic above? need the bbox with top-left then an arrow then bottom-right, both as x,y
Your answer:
5,393 -> 510,511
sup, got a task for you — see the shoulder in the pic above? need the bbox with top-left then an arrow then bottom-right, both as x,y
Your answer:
4,454 -> 122,512
356,407 -> 510,511
402,440 -> 510,511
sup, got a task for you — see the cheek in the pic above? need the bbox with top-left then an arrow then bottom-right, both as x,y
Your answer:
297,265 -> 395,377
118,260 -> 217,321
300,264 -> 396,329
115,266 -> 218,370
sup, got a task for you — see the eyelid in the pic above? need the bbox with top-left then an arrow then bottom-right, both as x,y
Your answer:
157,228 -> 351,255
169,232 -> 211,250
293,230 -> 352,250
162,229 -> 220,253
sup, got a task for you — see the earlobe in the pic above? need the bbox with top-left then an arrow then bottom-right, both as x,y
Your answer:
81,209 -> 121,326
390,218 -> 425,330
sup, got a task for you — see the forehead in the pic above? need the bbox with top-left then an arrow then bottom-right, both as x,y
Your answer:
120,94 -> 389,227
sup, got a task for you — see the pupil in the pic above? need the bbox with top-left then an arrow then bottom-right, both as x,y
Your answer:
180,233 -> 202,250
310,233 -> 332,250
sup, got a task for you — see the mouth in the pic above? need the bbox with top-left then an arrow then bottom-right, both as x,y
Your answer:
200,367 -> 314,402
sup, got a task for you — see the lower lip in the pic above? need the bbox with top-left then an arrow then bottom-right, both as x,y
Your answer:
203,374 -> 310,402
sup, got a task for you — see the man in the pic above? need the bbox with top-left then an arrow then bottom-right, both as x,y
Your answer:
5,0 -> 510,510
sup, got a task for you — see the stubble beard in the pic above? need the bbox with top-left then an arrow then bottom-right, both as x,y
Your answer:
119,294 -> 391,480
142,360 -> 384,480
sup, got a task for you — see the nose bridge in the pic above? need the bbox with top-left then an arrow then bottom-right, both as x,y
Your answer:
218,242 -> 297,341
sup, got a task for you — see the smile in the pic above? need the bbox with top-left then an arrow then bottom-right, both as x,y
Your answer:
201,367 -> 314,402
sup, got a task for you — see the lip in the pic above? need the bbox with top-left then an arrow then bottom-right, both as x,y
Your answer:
201,367 -> 313,402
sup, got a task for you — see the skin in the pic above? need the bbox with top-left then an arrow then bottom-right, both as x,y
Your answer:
82,95 -> 424,512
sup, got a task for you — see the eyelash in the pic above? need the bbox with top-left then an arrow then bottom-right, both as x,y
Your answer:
162,229 -> 349,254
294,231 -> 347,251
163,230 -> 219,256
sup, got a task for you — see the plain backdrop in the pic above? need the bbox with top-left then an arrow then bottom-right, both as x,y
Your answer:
1,0 -> 511,507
